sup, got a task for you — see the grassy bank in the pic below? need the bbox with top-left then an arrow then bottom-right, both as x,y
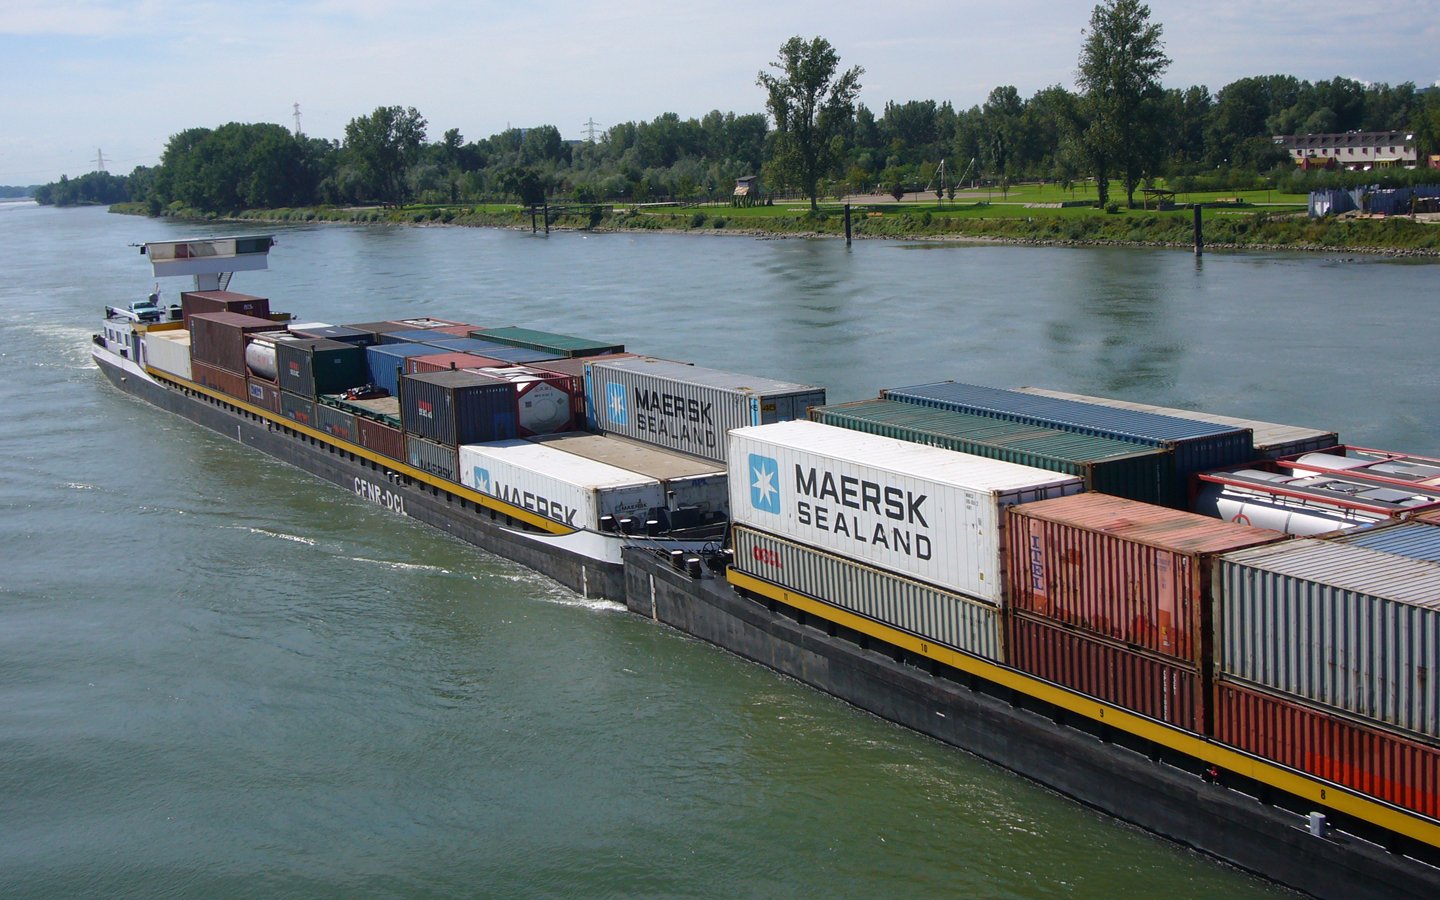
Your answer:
110,195 -> 1440,255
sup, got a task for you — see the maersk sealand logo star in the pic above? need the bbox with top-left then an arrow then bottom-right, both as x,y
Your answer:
473,467 -> 491,492
606,382 -> 628,425
749,454 -> 781,514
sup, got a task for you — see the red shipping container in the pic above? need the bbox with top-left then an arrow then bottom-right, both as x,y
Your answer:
406,352 -> 509,375
189,311 -> 276,375
1007,492 -> 1284,663
357,417 -> 404,461
1007,610 -> 1205,732
431,324 -> 479,337
191,359 -> 247,400
181,290 -> 271,326
530,352 -> 641,382
1215,679 -> 1440,820
245,377 -> 281,413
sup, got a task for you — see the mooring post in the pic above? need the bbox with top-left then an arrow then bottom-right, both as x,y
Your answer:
544,203 -> 550,235
530,206 -> 537,234
845,203 -> 852,246
1193,204 -> 1203,257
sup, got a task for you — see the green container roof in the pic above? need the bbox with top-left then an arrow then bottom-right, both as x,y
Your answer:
477,325 -> 623,357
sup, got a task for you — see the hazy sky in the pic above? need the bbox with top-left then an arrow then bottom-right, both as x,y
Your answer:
3,1 -> 1436,185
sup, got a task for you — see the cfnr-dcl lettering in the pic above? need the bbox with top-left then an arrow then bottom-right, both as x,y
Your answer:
354,477 -> 406,514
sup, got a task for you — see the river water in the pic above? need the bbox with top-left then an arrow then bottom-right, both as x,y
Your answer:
3,201 -> 1435,896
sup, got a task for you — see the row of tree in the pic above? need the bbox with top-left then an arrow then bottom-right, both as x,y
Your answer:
35,1 -> 1440,212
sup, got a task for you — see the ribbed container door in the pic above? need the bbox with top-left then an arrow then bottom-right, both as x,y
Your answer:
314,404 -> 358,442
732,526 -> 1003,662
357,419 -> 404,461
279,391 -> 316,427
406,435 -> 460,481
245,378 -> 281,413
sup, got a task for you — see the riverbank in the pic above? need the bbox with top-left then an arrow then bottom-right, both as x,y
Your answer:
110,201 -> 1440,256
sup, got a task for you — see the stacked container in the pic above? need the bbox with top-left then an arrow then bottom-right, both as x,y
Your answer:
406,352 -> 508,376
399,370 -> 517,447
279,391 -> 316,427
467,326 -> 624,358
246,378 -> 281,413
191,360 -> 247,399
728,420 -> 1083,605
588,357 -> 826,464
1015,386 -> 1338,459
275,338 -> 367,399
883,381 -> 1255,506
424,337 -> 562,365
470,366 -> 578,437
314,403 -> 358,442
459,440 -> 665,530
1004,493 -> 1285,731
365,343 -> 452,397
145,330 -> 192,380
357,418 -> 404,461
530,432 -> 728,521
811,398 -> 1173,506
189,312 -> 276,375
180,290 -> 270,326
406,434 -> 460,481
288,323 -> 373,346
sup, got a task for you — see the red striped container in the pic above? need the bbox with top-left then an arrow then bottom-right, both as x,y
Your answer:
1007,611 -> 1205,732
357,417 -> 404,461
1006,492 -> 1284,663
1215,679 -> 1440,820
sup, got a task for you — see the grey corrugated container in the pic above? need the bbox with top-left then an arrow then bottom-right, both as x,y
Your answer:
400,370 -> 517,447
732,525 -> 1003,662
1323,520 -> 1440,563
279,390 -> 316,428
425,338 -> 561,365
586,356 -> 825,463
529,431 -> 729,516
406,434 -> 460,482
884,381 -> 1254,491
1015,386 -> 1339,459
469,325 -> 624,358
314,403 -> 358,442
1217,539 -> 1440,741
275,338 -> 367,399
811,398 -> 1173,506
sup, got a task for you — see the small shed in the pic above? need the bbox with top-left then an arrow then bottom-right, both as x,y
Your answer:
732,175 -> 761,207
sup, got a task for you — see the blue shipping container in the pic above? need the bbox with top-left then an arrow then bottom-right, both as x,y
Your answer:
365,343 -> 452,397
400,370 -> 517,446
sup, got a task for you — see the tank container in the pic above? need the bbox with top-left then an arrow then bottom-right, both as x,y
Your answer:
1214,679 -> 1440,820
732,525 -> 1003,662
1015,386 -> 1338,459
469,325 -> 624,358
406,434 -> 460,481
243,331 -> 302,382
883,381 -> 1255,496
458,440 -> 665,530
1007,611 -> 1205,732
470,366 -> 578,436
399,370 -> 517,447
1217,539 -> 1440,741
1006,493 -> 1284,663
811,398 -> 1174,506
588,357 -> 826,463
190,359 -> 246,399
728,420 -> 1083,603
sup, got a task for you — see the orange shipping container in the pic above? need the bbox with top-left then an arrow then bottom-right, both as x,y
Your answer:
1006,492 -> 1284,663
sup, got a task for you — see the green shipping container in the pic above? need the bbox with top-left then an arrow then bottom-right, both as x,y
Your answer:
810,398 -> 1176,506
467,325 -> 623,358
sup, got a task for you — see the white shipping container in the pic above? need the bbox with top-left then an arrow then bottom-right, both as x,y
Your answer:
733,525 -> 1004,661
587,356 -> 825,463
529,432 -> 729,514
459,440 -> 666,530
145,330 -> 192,380
1218,539 -> 1440,741
728,420 -> 1084,603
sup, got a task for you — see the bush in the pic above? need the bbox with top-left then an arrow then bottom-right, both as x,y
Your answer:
1105,202 -> 1120,214
711,217 -> 726,229
690,212 -> 707,228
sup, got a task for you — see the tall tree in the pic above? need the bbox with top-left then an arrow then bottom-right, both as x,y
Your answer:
343,105 -> 428,205
1076,0 -> 1170,207
757,36 -> 863,210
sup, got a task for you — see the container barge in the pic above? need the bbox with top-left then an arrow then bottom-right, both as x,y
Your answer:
93,236 -> 1440,898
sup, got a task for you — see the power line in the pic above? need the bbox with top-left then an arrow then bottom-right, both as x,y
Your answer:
95,148 -> 108,173
583,118 -> 603,142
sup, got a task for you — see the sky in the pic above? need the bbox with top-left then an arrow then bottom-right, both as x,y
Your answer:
2,0 -> 1437,185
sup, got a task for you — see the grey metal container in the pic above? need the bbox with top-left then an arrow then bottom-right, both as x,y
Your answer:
586,356 -> 825,463
1216,539 -> 1440,741
406,434 -> 460,482
1015,386 -> 1339,459
314,403 -> 358,442
811,398 -> 1174,506
1323,520 -> 1440,563
275,338 -> 367,399
469,325 -> 624,358
400,370 -> 517,447
529,432 -> 729,517
279,390 -> 316,428
732,525 -> 1003,662
884,380 -> 1254,491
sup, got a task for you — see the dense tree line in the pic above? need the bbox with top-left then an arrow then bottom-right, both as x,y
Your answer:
34,3 -> 1440,212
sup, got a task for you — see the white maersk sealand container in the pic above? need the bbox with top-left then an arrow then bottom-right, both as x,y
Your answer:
459,439 -> 666,530
728,420 -> 1084,604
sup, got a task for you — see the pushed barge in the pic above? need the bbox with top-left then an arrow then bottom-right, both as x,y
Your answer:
94,236 -> 1440,899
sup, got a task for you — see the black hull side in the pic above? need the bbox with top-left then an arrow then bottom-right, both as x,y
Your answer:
96,357 -> 626,600
624,548 -> 1440,900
